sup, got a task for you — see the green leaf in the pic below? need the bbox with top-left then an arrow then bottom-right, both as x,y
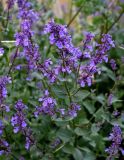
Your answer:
73,148 -> 83,160
91,124 -> 100,133
83,100 -> 95,114
102,66 -> 116,81
74,128 -> 90,140
57,129 -> 73,143
73,90 -> 90,102
52,86 -> 66,99
78,147 -> 96,160
96,94 -> 105,105
62,144 -> 75,154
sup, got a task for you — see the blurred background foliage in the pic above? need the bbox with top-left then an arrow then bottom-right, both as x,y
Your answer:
0,0 -> 124,159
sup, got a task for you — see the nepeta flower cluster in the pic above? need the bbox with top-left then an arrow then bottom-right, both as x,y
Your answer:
79,34 -> 115,87
107,93 -> 114,106
0,0 -> 118,159
110,59 -> 117,70
7,0 -> 15,10
0,139 -> 10,156
0,48 -> 4,56
14,0 -> 40,70
34,90 -> 81,118
34,90 -> 57,117
11,100 -> 27,133
0,120 -> 10,155
68,103 -> 81,118
43,20 -> 115,87
0,76 -> 11,112
51,138 -> 61,149
105,125 -> 123,160
11,100 -> 33,150
44,19 -> 82,58
38,59 -> 58,83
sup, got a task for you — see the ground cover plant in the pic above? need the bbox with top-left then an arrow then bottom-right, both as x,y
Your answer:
0,0 -> 124,159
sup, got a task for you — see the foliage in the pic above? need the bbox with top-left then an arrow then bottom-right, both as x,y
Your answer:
0,0 -> 124,160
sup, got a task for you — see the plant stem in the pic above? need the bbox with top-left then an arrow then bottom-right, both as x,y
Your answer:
5,9 -> 10,32
72,87 -> 81,96
75,62 -> 81,87
61,52 -> 72,104
67,1 -> 85,27
7,47 -> 19,75
1,111 -> 18,160
106,8 -> 124,33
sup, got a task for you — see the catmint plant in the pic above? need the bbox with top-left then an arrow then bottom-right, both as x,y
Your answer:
0,0 -> 123,159
105,125 -> 123,160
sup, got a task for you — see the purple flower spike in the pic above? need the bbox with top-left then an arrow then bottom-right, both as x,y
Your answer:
0,120 -> 4,136
43,19 -> 82,58
105,125 -> 122,160
11,100 -> 27,133
35,90 -> 57,117
110,59 -> 117,70
0,139 -> 10,155
0,48 -> 4,56
0,76 -> 11,105
68,103 -> 81,118
107,93 -> 114,106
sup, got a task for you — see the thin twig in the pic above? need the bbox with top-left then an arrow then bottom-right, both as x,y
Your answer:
5,9 -> 10,32
67,2 -> 85,27
61,52 -> 72,104
71,87 -> 81,96
1,111 -> 18,160
106,9 -> 124,33
7,47 -> 19,75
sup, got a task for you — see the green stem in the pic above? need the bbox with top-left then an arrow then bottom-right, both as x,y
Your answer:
61,52 -> 72,104
64,81 -> 72,104
5,9 -> 10,32
106,8 -> 124,33
7,47 -> 19,75
75,62 -> 81,88
1,111 -> 18,160
67,1 -> 85,27
71,87 -> 81,96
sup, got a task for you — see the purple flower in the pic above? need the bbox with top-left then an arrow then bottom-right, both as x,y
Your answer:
15,99 -> 27,111
43,19 -> 82,58
38,59 -> 57,83
11,100 -> 27,133
107,93 -> 114,106
0,120 -> 10,155
0,76 -> 11,105
15,65 -> 22,70
24,128 -> 34,150
0,139 -> 10,155
0,48 -> 4,56
0,120 -> 4,136
34,90 -> 57,117
78,34 -> 115,87
0,104 -> 10,113
68,103 -> 81,118
51,138 -> 61,148
113,110 -> 120,117
14,0 -> 40,71
25,136 -> 32,150
110,59 -> 117,70
57,108 -> 65,116
83,32 -> 94,49
6,0 -> 15,9
11,100 -> 34,150
105,125 -> 122,160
